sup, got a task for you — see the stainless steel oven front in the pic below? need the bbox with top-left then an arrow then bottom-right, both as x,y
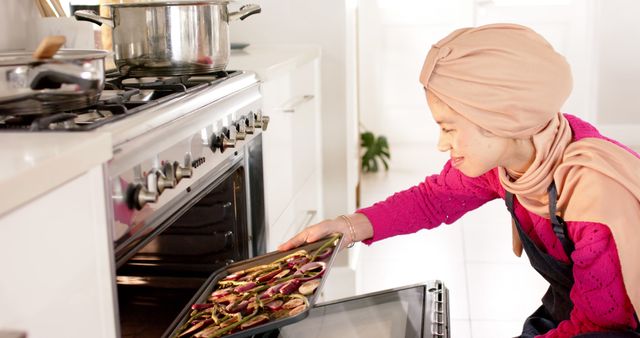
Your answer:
104,73 -> 268,337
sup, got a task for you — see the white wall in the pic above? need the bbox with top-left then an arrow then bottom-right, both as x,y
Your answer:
594,0 -> 640,125
0,1 -> 37,51
0,1 -> 95,51
358,0 -> 475,146
230,0 -> 359,218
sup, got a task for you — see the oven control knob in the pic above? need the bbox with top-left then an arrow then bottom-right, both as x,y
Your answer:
173,161 -> 193,182
210,131 -> 236,153
222,127 -> 234,140
254,112 -> 270,131
260,115 -> 270,131
126,183 -> 158,210
234,121 -> 247,140
244,117 -> 255,134
157,164 -> 177,193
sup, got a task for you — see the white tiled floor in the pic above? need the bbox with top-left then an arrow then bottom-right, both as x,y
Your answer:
355,143 -> 550,338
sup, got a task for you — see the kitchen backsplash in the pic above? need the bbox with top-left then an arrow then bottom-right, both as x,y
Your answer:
0,0 -> 95,51
0,1 -> 35,51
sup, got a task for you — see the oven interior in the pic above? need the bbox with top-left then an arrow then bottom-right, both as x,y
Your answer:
116,164 -> 250,338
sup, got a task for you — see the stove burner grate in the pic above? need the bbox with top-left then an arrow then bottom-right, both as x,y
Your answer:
0,70 -> 240,132
105,70 -> 233,91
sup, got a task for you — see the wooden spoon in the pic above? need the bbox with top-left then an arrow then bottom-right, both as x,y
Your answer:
49,0 -> 67,17
38,0 -> 57,17
34,0 -> 47,17
32,36 -> 66,59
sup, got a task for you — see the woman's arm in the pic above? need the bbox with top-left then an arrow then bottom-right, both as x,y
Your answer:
279,160 -> 501,251
358,160 -> 501,244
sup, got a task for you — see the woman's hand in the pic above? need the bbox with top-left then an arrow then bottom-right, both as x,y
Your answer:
277,213 -> 374,251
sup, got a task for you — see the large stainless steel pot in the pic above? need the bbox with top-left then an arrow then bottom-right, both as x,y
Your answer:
0,50 -> 109,116
75,1 -> 261,77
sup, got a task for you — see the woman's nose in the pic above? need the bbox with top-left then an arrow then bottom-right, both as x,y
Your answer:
437,134 -> 451,152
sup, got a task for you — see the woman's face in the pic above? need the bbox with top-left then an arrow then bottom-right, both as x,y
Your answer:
426,89 -> 515,177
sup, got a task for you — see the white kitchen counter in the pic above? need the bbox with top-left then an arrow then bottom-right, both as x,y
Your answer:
228,44 -> 321,81
0,131 -> 112,216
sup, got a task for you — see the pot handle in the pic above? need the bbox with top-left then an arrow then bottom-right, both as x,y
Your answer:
229,4 -> 261,21
31,70 -> 99,91
74,10 -> 114,28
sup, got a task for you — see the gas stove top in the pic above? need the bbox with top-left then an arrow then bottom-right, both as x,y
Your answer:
0,70 -> 246,132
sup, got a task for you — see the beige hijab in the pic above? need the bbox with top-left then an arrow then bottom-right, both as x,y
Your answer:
420,23 -> 640,313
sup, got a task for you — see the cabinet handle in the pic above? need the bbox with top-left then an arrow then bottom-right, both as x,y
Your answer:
278,95 -> 314,113
298,210 -> 318,230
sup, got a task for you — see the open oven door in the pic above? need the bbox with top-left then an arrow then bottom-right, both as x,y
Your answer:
265,280 -> 450,338
166,275 -> 449,338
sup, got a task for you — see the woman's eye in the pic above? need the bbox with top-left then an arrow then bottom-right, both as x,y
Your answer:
441,128 -> 453,133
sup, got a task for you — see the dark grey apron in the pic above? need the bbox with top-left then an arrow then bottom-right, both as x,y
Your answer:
505,183 -> 640,337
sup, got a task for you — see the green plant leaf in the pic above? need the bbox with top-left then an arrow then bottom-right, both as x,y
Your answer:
360,130 -> 392,173
361,132 -> 375,147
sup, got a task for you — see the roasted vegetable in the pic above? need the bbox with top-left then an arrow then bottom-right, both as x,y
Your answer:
298,279 -> 321,296
174,234 -> 340,338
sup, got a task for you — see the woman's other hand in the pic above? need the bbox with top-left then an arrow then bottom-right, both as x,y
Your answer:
277,213 -> 374,251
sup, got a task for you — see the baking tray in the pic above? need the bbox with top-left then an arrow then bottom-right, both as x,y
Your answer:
163,234 -> 344,338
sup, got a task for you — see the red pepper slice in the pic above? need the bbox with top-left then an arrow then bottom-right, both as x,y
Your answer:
279,279 -> 302,295
256,268 -> 283,283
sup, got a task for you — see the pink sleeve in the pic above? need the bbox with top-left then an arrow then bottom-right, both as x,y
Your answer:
539,221 -> 637,337
357,161 -> 501,244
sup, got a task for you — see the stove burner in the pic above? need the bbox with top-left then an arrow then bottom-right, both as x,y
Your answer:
105,70 -> 232,92
107,76 -> 188,92
0,115 -> 36,130
0,71 -> 240,132
0,105 -> 127,131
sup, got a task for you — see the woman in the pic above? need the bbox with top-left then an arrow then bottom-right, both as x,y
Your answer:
279,24 -> 640,337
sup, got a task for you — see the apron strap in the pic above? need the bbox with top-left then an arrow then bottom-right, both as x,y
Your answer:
505,190 -> 515,214
548,183 -> 574,261
505,184 -> 574,261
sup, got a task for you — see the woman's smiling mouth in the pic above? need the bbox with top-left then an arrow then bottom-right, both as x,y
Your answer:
451,156 -> 464,168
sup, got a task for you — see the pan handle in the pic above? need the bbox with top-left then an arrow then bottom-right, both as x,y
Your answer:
30,70 -> 99,91
74,10 -> 114,28
229,4 -> 261,21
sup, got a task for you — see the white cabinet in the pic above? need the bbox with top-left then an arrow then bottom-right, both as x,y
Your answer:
261,58 -> 323,250
0,166 -> 117,338
268,171 -> 322,250
228,45 -> 323,251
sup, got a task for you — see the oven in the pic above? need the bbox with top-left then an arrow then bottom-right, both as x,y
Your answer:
101,71 -> 268,337
0,69 -> 262,337
0,66 -> 268,336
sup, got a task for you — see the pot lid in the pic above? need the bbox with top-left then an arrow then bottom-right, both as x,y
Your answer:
105,0 -> 231,7
0,50 -> 111,67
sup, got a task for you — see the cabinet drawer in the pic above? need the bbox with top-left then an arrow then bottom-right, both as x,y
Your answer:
262,77 -> 294,227
266,170 -> 322,251
290,92 -> 318,196
262,60 -> 320,227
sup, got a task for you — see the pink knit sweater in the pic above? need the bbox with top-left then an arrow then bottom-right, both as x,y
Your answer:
358,114 -> 638,337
